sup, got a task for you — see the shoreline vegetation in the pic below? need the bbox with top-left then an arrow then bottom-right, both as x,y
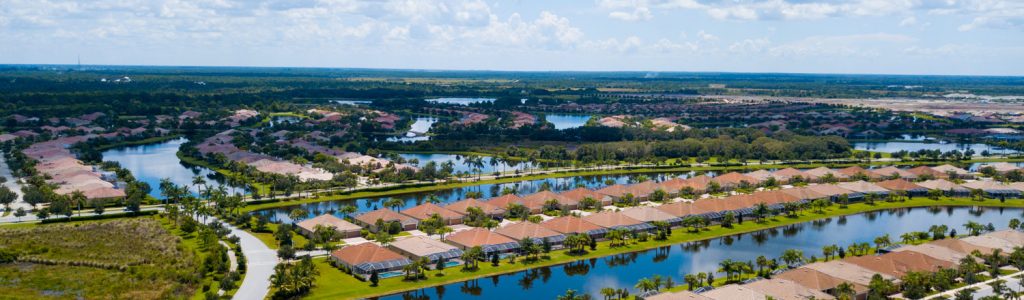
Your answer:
238,156 -> 1024,212
302,197 -> 1024,299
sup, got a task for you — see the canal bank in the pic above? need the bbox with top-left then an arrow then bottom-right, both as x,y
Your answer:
302,198 -> 1024,299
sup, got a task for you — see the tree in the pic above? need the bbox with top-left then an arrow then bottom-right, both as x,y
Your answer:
953,288 -> 974,300
834,282 -> 855,300
461,246 -> 484,270
781,249 -> 804,267
753,202 -> 770,223
635,277 -> 656,294
91,198 -> 105,215
557,289 -> 590,300
0,186 -> 15,211
565,234 -> 591,255
873,234 -> 891,251
1009,218 -> 1021,230
13,207 -> 26,221
900,271 -> 930,299
868,274 -> 895,299
721,211 -> 735,228
374,231 -> 394,246
369,270 -> 380,286
289,208 -> 308,222
600,287 -> 616,300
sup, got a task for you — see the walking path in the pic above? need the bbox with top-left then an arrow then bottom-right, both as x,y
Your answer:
924,269 -> 1023,299
207,216 -> 277,300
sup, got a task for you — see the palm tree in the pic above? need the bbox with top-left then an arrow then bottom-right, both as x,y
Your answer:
753,202 -> 770,222
599,287 -> 616,300
781,249 -> 804,267
717,259 -> 736,282
383,198 -> 404,211
339,204 -> 357,219
634,277 -> 656,294
873,234 -> 891,251
834,282 -> 855,300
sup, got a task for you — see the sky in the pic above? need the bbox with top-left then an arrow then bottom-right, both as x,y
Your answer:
1,0 -> 1023,76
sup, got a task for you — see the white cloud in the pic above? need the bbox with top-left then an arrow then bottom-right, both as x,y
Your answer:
609,7 -> 653,21
899,16 -> 918,26
729,38 -> 770,53
697,30 -> 718,41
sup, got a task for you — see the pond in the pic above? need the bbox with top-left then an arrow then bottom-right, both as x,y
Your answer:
545,114 -> 591,130
254,172 -> 695,223
388,117 -> 438,142
377,206 -> 1023,300
101,138 -> 249,199
426,98 -> 496,106
268,115 -> 301,127
853,141 -> 1019,154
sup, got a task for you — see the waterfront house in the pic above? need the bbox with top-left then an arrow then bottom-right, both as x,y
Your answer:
540,216 -> 608,240
874,179 -> 928,197
776,268 -> 867,299
743,169 -> 775,183
643,290 -> 711,300
916,179 -> 970,197
835,181 -> 890,197
805,184 -> 859,202
330,243 -> 411,277
931,164 -> 972,179
401,203 -> 465,225
354,208 -> 418,232
444,228 -> 520,255
388,236 -> 464,264
836,166 -> 879,180
581,211 -> 655,233
780,187 -> 829,201
559,187 -> 613,206
803,261 -> 896,287
444,198 -> 506,219
743,278 -> 836,300
928,238 -> 995,255
892,243 -> 972,265
961,233 -> 1022,252
494,221 -> 566,248
871,166 -> 917,180
488,193 -> 544,214
619,206 -> 683,226
712,172 -> 759,190
906,166 -> 947,179
960,180 -> 1022,198
805,167 -> 849,182
772,168 -> 808,183
521,190 -> 576,210
844,251 -> 955,278
296,214 -> 361,238
700,284 -> 768,300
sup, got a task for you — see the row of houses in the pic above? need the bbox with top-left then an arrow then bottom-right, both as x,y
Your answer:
195,130 -> 333,181
648,229 -> 1024,300
317,167 -> 1023,278
23,135 -> 126,199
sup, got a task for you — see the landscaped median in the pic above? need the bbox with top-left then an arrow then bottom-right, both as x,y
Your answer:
238,158 -> 1024,213
299,197 -> 1024,299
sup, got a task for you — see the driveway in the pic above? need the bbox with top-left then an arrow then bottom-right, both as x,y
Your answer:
214,217 -> 278,300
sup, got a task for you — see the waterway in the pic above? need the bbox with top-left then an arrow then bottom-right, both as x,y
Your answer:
853,141 -> 1019,154
396,153 -> 536,175
545,114 -> 591,130
426,98 -> 496,106
378,206 -> 1023,300
101,138 -> 249,199
254,172 -> 698,222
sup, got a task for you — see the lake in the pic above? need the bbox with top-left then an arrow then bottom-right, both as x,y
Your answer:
388,117 -> 438,142
426,98 -> 496,105
853,141 -> 1019,154
101,138 -> 249,199
545,114 -> 591,130
254,172 -> 695,222
376,206 -> 1023,300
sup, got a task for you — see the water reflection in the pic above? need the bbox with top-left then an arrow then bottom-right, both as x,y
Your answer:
257,172 -> 698,222
378,207 -> 1022,300
101,138 -> 249,199
853,141 -> 1018,154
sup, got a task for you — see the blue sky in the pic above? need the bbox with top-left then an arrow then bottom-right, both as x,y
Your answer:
1,0 -> 1022,75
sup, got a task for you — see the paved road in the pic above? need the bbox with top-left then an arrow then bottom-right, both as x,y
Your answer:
211,216 -> 278,300
925,269 -> 1023,299
0,156 -> 29,211
0,205 -> 163,223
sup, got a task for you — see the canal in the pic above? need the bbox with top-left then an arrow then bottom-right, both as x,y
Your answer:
378,206 -> 1023,300
853,141 -> 1019,155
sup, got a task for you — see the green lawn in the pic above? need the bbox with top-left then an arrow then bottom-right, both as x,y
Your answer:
250,221 -> 310,249
303,197 -> 1024,299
